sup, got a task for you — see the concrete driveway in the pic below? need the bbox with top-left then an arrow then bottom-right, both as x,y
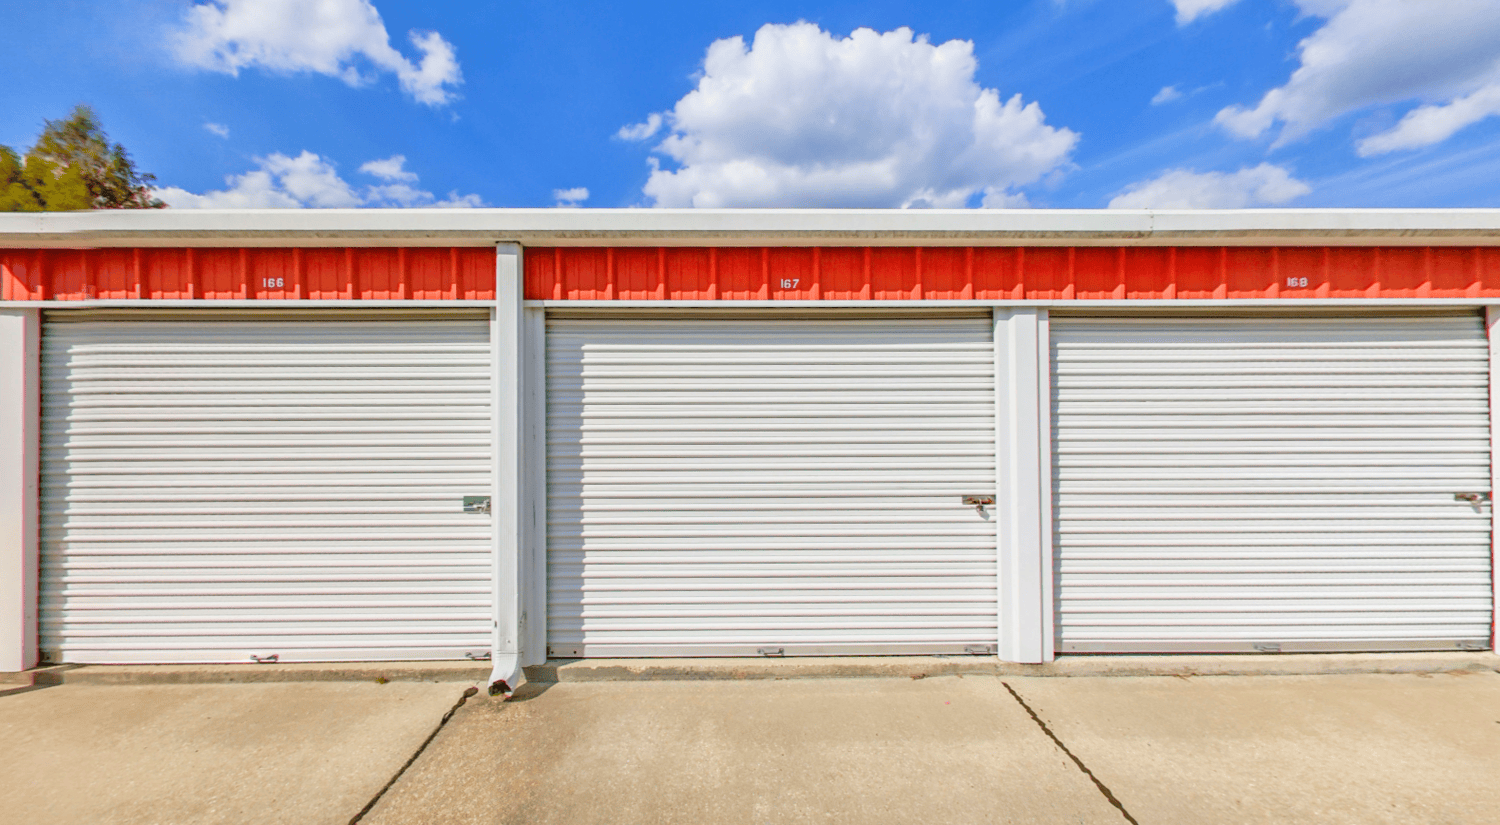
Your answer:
1013,672 -> 1500,824
3,665 -> 1497,824
364,671 -> 1500,825
0,678 -> 474,825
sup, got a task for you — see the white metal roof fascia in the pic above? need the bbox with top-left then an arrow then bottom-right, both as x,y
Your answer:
3,208 -> 1500,248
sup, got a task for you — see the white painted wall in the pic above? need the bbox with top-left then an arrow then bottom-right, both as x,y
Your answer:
0,309 -> 39,672
994,308 -> 1054,663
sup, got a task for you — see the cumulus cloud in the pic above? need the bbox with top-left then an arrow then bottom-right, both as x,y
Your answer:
617,114 -> 662,141
1216,0 -> 1500,150
553,187 -> 589,207
154,151 -> 483,208
624,23 -> 1079,208
359,154 -> 419,182
173,0 -> 462,106
204,122 -> 230,138
1108,163 -> 1311,208
1171,0 -> 1243,25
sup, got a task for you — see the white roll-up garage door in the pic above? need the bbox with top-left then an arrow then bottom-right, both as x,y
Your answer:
547,313 -> 999,657
40,310 -> 495,663
1052,313 -> 1494,652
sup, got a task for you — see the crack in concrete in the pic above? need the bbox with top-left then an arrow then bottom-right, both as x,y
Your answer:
348,685 -> 479,825
1002,680 -> 1139,825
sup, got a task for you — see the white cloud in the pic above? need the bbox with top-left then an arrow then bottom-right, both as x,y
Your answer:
426,192 -> 484,208
162,151 -> 363,208
628,23 -> 1079,208
1357,79 -> 1500,155
617,113 -> 662,141
553,187 -> 589,207
154,150 -> 483,208
173,0 -> 462,107
1151,85 -> 1182,105
359,154 -> 419,182
1171,0 -> 1243,25
204,122 -> 230,138
1108,163 -> 1311,208
1216,0 -> 1500,150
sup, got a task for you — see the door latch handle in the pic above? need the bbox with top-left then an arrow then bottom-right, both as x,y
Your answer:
962,495 -> 995,515
1455,492 -> 1491,504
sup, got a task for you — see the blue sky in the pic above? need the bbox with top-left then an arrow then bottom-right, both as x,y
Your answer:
5,0 -> 1500,209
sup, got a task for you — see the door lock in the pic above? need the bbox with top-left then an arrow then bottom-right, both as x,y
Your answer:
1454,492 -> 1491,505
962,495 -> 995,515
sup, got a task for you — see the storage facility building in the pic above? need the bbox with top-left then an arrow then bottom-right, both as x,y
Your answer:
2,208 -> 1497,690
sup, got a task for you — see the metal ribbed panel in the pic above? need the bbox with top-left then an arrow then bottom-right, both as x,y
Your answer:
547,314 -> 998,657
1052,314 -> 1494,652
3,247 -> 496,301
40,311 -> 494,663
523,246 -> 1500,302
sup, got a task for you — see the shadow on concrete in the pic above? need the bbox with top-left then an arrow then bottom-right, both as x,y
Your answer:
0,682 -> 58,699
522,660 -> 579,682
0,666 -> 78,699
506,680 -> 557,703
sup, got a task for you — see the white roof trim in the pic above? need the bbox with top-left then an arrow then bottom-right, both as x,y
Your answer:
3,208 -> 1500,248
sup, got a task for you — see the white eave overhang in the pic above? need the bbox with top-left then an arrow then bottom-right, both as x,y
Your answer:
3,208 -> 1500,248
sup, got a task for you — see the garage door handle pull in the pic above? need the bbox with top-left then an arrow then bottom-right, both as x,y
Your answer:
1455,492 -> 1491,504
963,495 -> 995,515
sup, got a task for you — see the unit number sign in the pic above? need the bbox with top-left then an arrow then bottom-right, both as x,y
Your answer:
261,277 -> 286,288
779,279 -> 801,289
1285,276 -> 1309,287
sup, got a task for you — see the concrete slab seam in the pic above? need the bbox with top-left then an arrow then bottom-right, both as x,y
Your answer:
348,685 -> 479,825
1002,680 -> 1140,825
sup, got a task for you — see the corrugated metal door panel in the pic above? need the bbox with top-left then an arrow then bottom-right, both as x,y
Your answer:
546,315 -> 998,657
39,313 -> 495,663
1052,314 -> 1494,652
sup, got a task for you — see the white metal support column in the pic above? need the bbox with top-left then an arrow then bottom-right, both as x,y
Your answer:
994,308 -> 1054,663
0,309 -> 39,672
520,305 -> 547,665
1488,307 -> 1500,651
490,244 -> 525,692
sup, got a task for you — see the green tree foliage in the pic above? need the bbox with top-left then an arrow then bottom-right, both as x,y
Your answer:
1,105 -> 164,211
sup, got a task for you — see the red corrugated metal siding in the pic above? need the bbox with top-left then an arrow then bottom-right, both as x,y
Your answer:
0,248 -> 495,301
7,245 -> 1498,302
525,246 -> 1500,301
